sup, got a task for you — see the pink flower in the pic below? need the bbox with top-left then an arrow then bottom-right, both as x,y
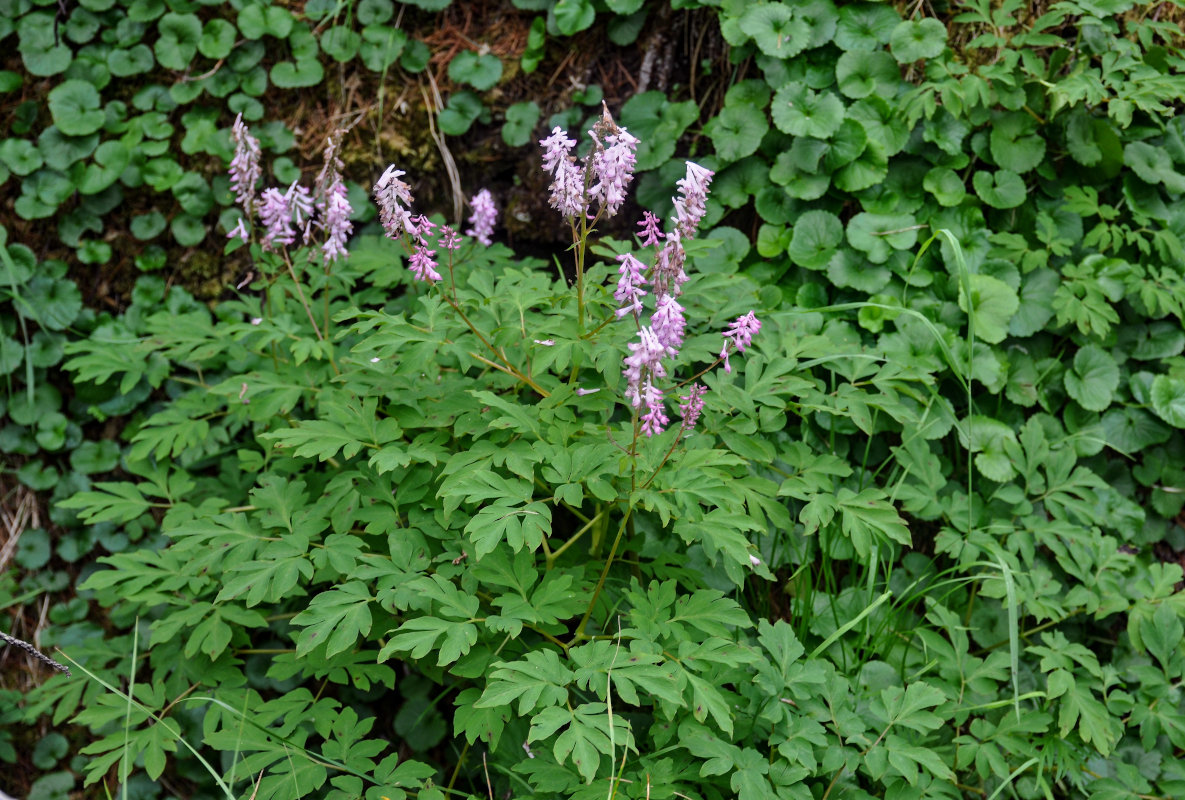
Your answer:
652,230 -> 687,298
637,211 -> 664,248
720,311 -> 762,373
466,189 -> 497,246
315,130 -> 353,263
673,161 -> 714,240
650,293 -> 685,357
409,245 -> 442,283
640,381 -> 668,437
319,182 -> 352,263
587,109 -> 639,217
438,226 -> 462,251
258,187 -> 295,250
374,165 -> 417,240
540,127 -> 586,219
286,182 -> 315,242
227,217 -> 249,242
614,253 -> 648,319
679,383 -> 706,431
229,114 -> 261,216
622,326 -> 667,407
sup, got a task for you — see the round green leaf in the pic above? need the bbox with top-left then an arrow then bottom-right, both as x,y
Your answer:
771,84 -> 844,138
32,733 -> 69,770
438,91 -> 484,136
1151,375 -> 1185,428
320,26 -> 360,62
958,273 -> 1020,345
15,528 -> 52,569
71,439 -> 121,473
846,212 -> 917,264
706,103 -> 769,162
360,25 -> 407,72
553,0 -> 595,35
1102,407 -> 1170,454
797,0 -> 839,48
108,44 -> 155,76
172,172 -> 214,216
739,2 -> 810,58
836,50 -> 899,99
400,38 -> 430,73
1124,141 -> 1176,187
357,0 -> 394,25
127,0 -> 164,22
0,337 -> 22,376
502,101 -> 540,147
24,275 -> 82,330
76,240 -> 112,265
835,3 -> 899,50
889,18 -> 946,62
923,166 -> 966,206
65,8 -> 101,44
829,248 -> 890,293
200,18 -> 237,59
789,209 -> 843,269
1063,344 -> 1119,411
237,4 -> 293,40
1008,268 -> 1057,337
48,80 -> 105,136
131,211 -> 167,240
448,50 -> 503,91
972,169 -> 1026,209
17,462 -> 59,491
963,416 -> 1018,482
0,138 -> 44,176
271,59 -> 324,88
29,330 -> 65,368
172,213 -> 207,246
989,111 -> 1046,174
155,13 -> 201,71
271,156 -> 301,184
754,185 -> 796,224
1130,322 -> 1185,361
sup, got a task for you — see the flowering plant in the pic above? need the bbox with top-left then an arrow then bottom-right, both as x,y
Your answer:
54,110 -> 784,799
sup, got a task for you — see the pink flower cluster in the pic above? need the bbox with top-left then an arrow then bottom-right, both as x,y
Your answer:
538,105 -> 640,221
467,189 -> 497,246
226,118 -> 354,262
373,164 -> 499,285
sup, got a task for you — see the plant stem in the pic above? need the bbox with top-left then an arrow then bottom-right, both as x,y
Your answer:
572,506 -> 632,641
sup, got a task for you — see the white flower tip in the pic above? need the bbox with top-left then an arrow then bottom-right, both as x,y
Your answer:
250,317 -> 262,325
533,339 -> 555,346
749,554 -> 762,567
575,388 -> 600,396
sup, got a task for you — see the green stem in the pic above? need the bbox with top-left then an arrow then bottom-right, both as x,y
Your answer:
547,506 -> 606,566
573,507 -> 633,641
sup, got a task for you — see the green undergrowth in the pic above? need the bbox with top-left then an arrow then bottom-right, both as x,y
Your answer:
2,0 -> 1185,799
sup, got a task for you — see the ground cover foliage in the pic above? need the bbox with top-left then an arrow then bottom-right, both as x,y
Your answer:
3,0 -> 1185,798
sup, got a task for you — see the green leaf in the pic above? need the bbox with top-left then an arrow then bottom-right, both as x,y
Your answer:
47,80 -> 105,136
835,3 -> 899,51
990,111 -> 1046,174
958,273 -> 1019,345
381,616 -> 478,666
846,212 -> 917,264
706,103 -> 769,162
973,169 -> 1026,209
1141,601 -> 1183,668
131,211 -> 167,241
0,138 -> 44,175
835,50 -> 899,99
438,91 -> 484,136
1063,345 -> 1118,412
108,44 -> 155,76
771,85 -> 844,139
359,25 -> 407,71
553,0 -> 595,35
476,650 -> 573,714
835,487 -> 911,557
270,59 -> 324,88
960,415 -> 1018,482
155,13 -> 201,71
923,166 -> 966,206
292,581 -> 374,658
502,101 -> 540,147
56,482 -> 153,523
448,50 -> 503,91
739,3 -> 810,58
320,26 -> 360,62
1009,268 -> 1058,337
465,501 -> 552,559
1151,375 -> 1185,428
789,209 -> 843,269
24,276 -> 82,331
237,4 -> 293,39
199,19 -> 237,59
889,18 -> 946,62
